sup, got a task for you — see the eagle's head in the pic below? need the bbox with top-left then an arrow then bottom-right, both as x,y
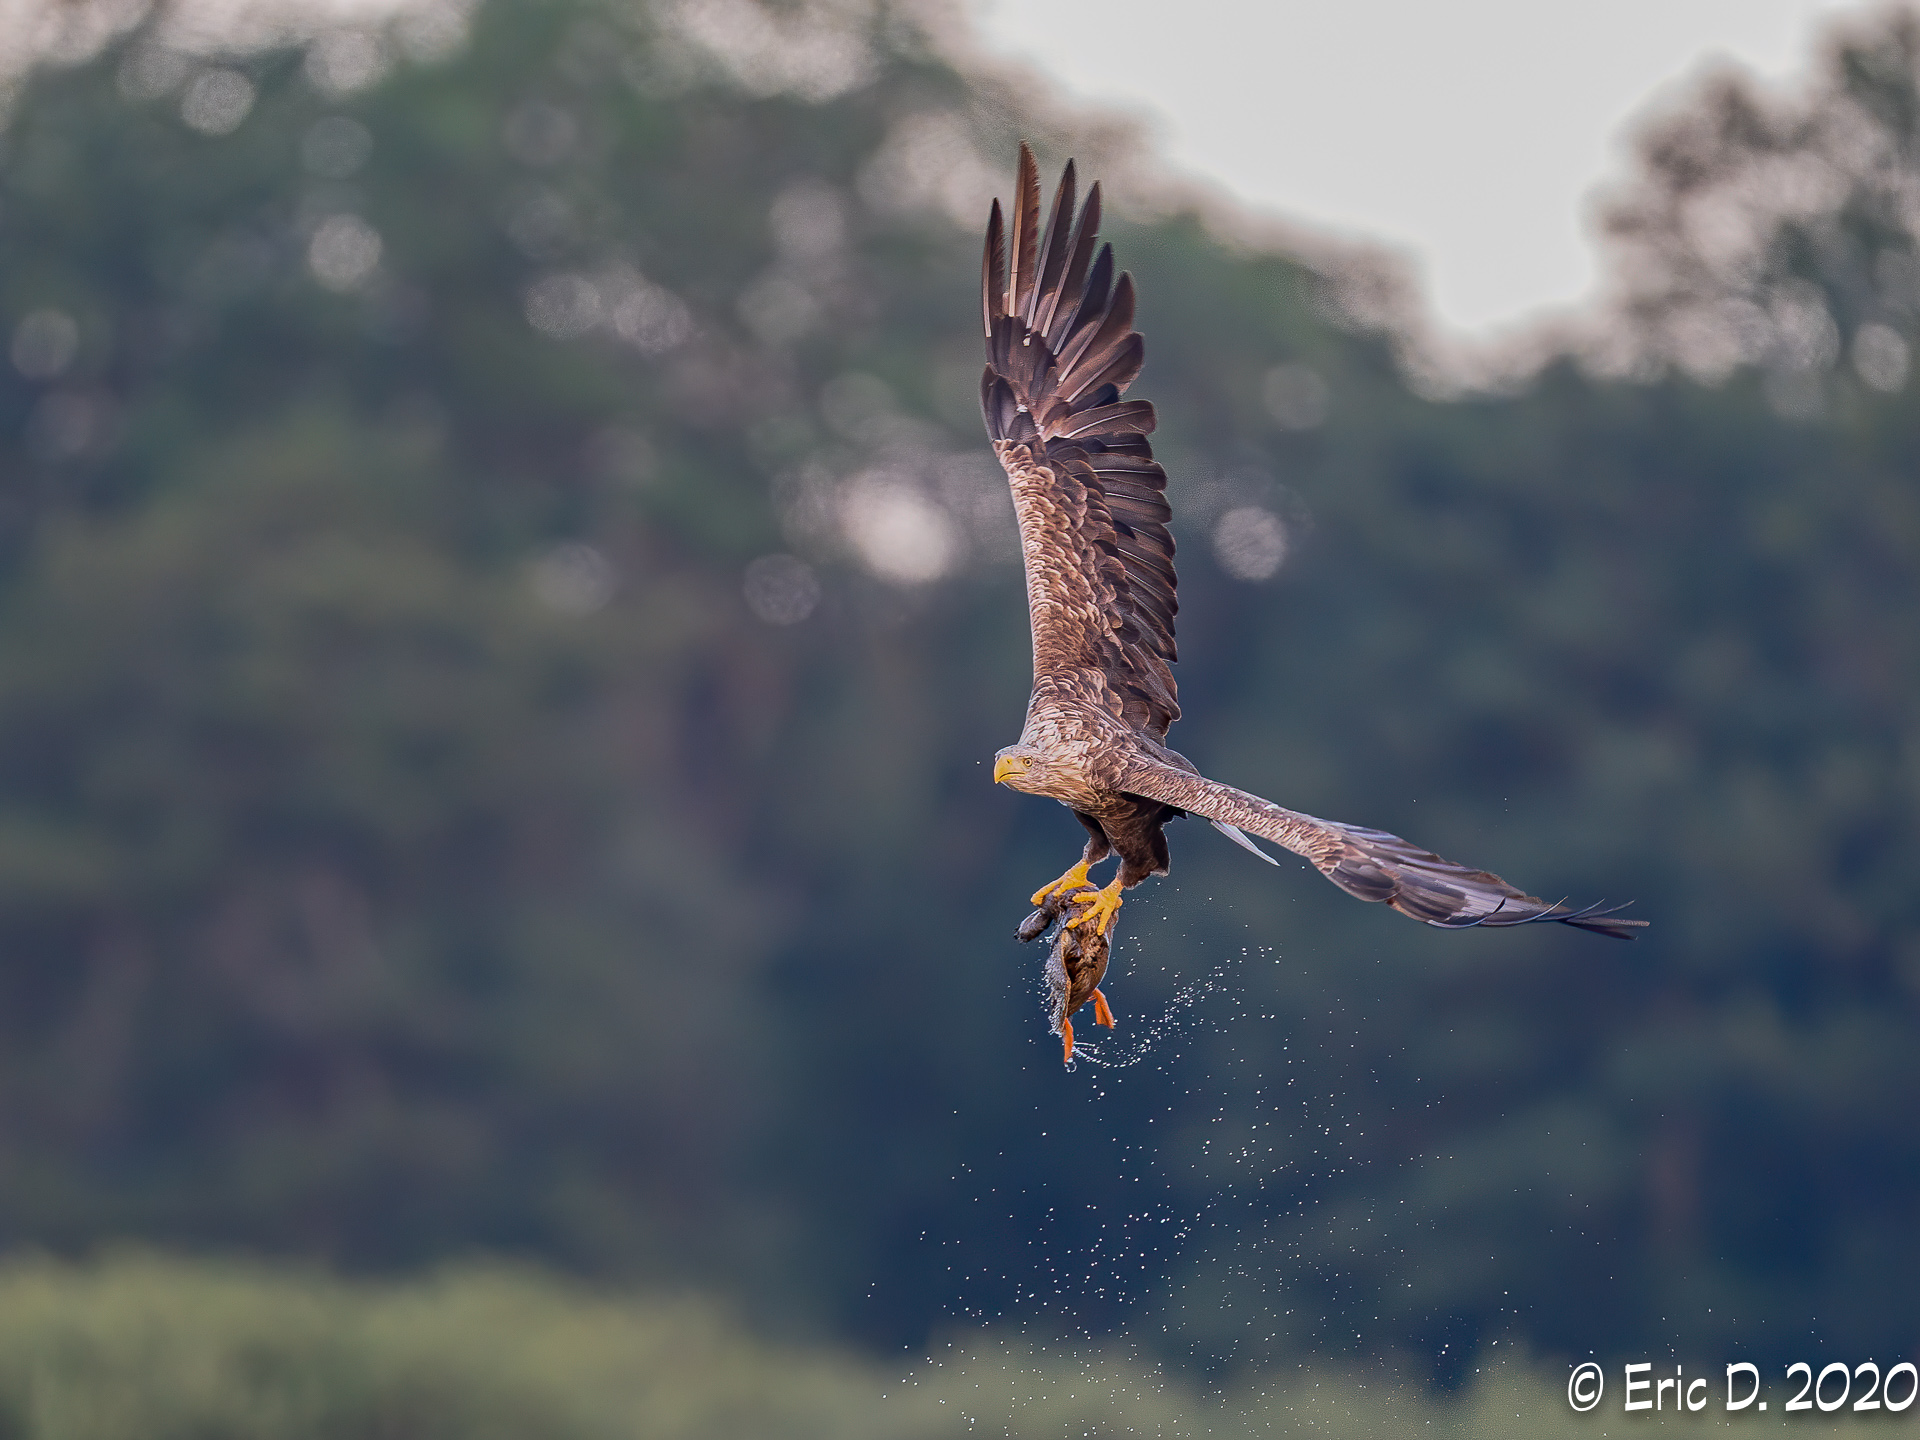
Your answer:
994,742 -> 1103,807
992,744 -> 1046,794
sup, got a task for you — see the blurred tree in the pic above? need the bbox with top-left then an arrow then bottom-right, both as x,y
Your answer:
0,0 -> 1917,1381
1599,7 -> 1920,405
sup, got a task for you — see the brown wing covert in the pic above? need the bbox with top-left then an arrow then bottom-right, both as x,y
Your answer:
1116,758 -> 1649,939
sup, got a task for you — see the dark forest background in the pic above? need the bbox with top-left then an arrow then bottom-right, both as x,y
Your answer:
3,0 -> 1920,1429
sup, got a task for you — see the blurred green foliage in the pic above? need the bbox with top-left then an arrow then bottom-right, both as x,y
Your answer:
1,0 -> 1919,1385
0,1252 -> 891,1440
3,1250 -> 1903,1438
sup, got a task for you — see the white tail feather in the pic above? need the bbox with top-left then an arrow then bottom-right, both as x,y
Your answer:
1211,819 -> 1278,865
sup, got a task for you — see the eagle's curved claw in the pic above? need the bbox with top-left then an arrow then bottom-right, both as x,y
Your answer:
1031,859 -> 1093,908
1065,879 -> 1124,936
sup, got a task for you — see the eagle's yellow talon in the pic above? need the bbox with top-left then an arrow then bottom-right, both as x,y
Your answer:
1031,859 -> 1093,908
1065,879 -> 1124,935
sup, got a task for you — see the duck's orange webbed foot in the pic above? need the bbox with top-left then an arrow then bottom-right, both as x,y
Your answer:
1066,878 -> 1124,936
1060,993 -> 1115,1063
1031,859 -> 1093,909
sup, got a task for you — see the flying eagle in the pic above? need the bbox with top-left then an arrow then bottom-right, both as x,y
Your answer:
981,145 -> 1645,1060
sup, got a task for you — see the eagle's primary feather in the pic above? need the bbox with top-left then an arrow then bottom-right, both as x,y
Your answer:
983,140 -> 1645,1026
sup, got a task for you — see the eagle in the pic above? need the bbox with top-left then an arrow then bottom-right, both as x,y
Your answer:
980,144 -> 1645,1060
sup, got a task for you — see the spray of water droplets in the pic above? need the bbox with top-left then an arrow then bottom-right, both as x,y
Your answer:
1054,931 -> 1242,1073
891,880 -> 1499,1424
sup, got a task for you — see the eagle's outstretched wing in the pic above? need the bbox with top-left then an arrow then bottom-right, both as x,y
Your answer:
1117,756 -> 1647,938
981,143 -> 1179,739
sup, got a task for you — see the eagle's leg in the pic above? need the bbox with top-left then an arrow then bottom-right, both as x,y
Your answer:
1065,878 -> 1125,936
1032,819 -> 1111,907
1030,858 -> 1093,908
1064,818 -> 1165,939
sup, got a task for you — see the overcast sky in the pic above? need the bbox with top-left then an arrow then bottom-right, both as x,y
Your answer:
970,0 -> 1869,337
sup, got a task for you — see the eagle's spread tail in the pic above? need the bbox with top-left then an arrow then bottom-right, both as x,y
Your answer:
1118,758 -> 1648,940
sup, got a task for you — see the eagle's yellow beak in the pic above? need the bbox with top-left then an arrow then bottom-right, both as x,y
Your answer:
993,754 -> 1024,785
